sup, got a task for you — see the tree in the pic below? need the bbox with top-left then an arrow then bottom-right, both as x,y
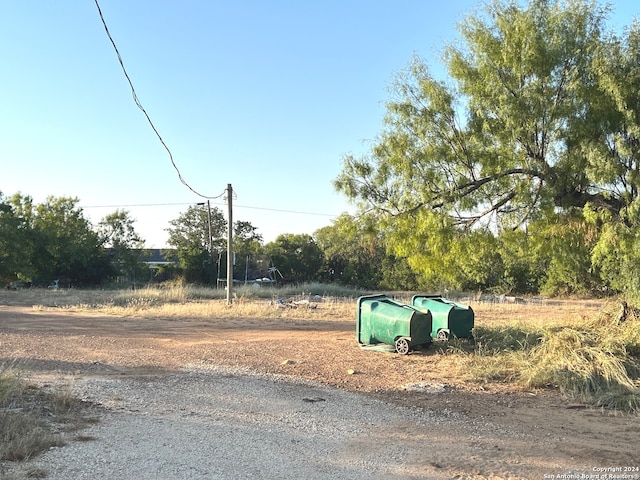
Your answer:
315,214 -> 420,290
231,221 -> 264,282
495,228 -> 542,294
3,194 -> 110,286
529,213 -> 600,295
6,195 -> 106,285
97,209 -> 146,284
265,234 -> 323,283
3,194 -> 40,283
165,206 -> 263,284
0,193 -> 31,285
337,0 -> 613,227
315,214 -> 383,288
165,205 -> 227,283
384,210 -> 506,292
335,0 -> 637,295
586,21 -> 640,297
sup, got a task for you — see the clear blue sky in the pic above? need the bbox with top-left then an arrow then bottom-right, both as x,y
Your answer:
1,1 -> 637,247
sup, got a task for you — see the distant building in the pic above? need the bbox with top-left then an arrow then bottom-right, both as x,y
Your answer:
142,249 -> 175,269
141,249 -> 175,283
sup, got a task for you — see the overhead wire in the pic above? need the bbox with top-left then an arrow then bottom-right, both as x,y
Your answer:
80,201 -> 340,218
92,1 -> 345,224
93,0 -> 224,200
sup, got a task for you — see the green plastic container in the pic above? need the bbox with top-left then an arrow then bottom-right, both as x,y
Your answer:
356,294 -> 432,354
411,295 -> 474,340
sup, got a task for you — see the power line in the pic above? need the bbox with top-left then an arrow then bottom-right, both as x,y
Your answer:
81,202 -> 194,209
80,201 -> 341,218
93,0 -> 224,200
234,203 -> 337,217
92,3 -> 344,224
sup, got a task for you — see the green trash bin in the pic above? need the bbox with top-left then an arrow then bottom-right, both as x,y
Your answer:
356,294 -> 432,354
411,294 -> 474,341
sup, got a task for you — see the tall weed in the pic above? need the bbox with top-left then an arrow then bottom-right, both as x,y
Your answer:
0,364 -> 94,463
466,302 -> 640,413
0,366 -> 63,462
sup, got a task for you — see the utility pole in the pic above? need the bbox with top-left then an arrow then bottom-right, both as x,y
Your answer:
226,183 -> 233,305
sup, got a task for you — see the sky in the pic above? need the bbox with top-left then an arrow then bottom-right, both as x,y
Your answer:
1,1 -> 637,248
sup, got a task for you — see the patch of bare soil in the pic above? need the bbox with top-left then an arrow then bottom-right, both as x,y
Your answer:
1,303 -> 638,479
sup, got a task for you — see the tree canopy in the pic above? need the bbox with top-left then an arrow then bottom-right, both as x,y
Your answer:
0,193 -> 108,286
336,0 -> 622,226
165,205 -> 267,284
165,205 -> 227,283
335,0 -> 640,297
265,234 -> 324,284
97,209 -> 146,283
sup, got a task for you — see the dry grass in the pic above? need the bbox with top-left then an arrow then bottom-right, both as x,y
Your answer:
0,363 -> 98,467
2,287 -> 639,413
94,296 -> 355,321
470,298 -> 605,328
10,285 -> 357,321
462,300 -> 640,412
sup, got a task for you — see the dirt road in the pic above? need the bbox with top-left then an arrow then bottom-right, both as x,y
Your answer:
1,304 -> 638,478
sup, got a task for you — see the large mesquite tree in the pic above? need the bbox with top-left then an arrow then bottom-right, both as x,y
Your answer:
588,20 -> 640,297
336,0 -> 639,294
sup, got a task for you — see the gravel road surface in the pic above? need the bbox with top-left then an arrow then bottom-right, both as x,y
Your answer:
19,365 -> 512,480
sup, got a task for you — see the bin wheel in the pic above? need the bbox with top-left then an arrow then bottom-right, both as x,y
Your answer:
437,330 -> 450,341
395,338 -> 410,355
